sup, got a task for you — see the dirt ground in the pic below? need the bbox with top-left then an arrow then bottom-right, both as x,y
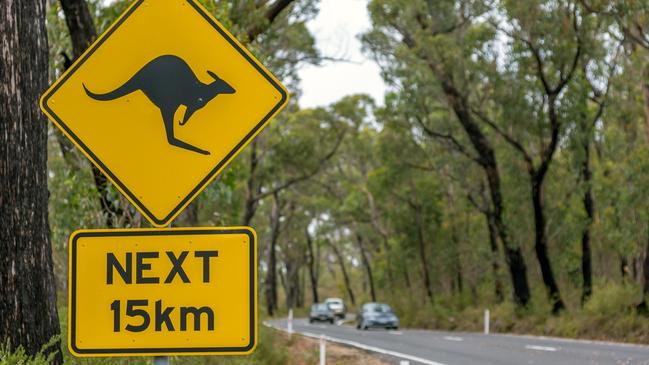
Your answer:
278,331 -> 392,365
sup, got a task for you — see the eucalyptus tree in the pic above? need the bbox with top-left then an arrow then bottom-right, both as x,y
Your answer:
363,0 -> 532,307
580,0 -> 649,312
1,1 -> 62,362
255,96 -> 360,314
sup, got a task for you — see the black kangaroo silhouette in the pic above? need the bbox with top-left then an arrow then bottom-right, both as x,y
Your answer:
83,55 -> 235,155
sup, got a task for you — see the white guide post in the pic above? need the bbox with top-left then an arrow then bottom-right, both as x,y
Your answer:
484,309 -> 490,335
288,308 -> 294,339
319,334 -> 326,365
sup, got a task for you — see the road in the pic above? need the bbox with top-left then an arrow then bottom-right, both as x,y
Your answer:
266,318 -> 649,365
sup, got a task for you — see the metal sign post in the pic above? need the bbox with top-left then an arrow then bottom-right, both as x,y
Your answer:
154,356 -> 169,365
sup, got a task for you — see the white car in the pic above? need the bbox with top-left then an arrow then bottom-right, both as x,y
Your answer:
324,297 -> 346,319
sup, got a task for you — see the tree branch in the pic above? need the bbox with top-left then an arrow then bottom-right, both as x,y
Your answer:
255,128 -> 346,201
413,114 -> 480,163
471,108 -> 534,168
246,0 -> 296,43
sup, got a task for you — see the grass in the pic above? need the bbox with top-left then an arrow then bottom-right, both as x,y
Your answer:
386,281 -> 649,344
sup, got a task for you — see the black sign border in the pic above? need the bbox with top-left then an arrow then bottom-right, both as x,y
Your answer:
42,0 -> 288,226
70,228 -> 256,355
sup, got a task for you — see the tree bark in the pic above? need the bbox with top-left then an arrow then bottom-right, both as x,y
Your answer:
242,139 -> 261,226
531,174 -> 565,313
265,192 -> 281,316
329,241 -> 355,305
363,187 -> 394,285
638,64 -> 649,312
452,208 -> 466,295
0,0 -> 62,362
355,234 -> 376,302
414,205 -> 434,302
621,256 -> 629,280
581,142 -> 593,305
642,64 -> 649,144
59,0 -> 133,227
60,0 -> 96,57
178,200 -> 199,226
638,226 -> 649,314
305,227 -> 319,303
486,213 -> 504,302
284,259 -> 299,310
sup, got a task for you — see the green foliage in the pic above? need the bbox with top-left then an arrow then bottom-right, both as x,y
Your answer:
0,337 -> 60,365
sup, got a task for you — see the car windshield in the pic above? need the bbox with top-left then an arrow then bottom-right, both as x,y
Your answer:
365,303 -> 392,313
312,304 -> 329,311
326,299 -> 342,305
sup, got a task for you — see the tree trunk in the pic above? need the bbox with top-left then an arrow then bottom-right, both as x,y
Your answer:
178,200 -> 199,226
305,227 -> 319,303
531,176 -> 565,313
642,64 -> 649,144
621,256 -> 629,280
329,242 -> 355,305
451,221 -> 463,295
242,139 -> 261,226
439,80 -> 531,307
355,234 -> 376,302
486,213 -> 504,302
0,0 -> 62,362
638,64 -> 649,312
363,188 -> 394,285
485,164 -> 531,307
414,205 -> 433,302
60,0 -> 133,227
297,268 -> 305,308
265,192 -> 281,316
284,259 -> 299,310
638,225 -> 649,314
581,142 -> 593,305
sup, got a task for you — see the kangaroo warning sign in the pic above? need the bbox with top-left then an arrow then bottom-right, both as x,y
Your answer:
40,0 -> 289,227
68,227 -> 257,356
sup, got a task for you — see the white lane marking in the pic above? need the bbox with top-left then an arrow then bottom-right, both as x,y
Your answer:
264,323 -> 448,365
495,332 -> 649,349
443,336 -> 464,342
390,331 -> 404,335
525,345 -> 558,352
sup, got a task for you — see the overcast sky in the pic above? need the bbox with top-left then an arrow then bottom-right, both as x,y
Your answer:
297,0 -> 386,108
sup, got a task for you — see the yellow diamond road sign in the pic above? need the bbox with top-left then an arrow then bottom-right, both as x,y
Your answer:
41,0 -> 288,227
68,227 -> 257,356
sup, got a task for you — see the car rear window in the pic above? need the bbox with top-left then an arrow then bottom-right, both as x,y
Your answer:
364,303 -> 392,313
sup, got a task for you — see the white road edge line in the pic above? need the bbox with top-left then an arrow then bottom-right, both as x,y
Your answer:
263,322 -> 449,365
494,332 -> 649,349
389,331 -> 404,335
443,336 -> 463,342
525,345 -> 558,352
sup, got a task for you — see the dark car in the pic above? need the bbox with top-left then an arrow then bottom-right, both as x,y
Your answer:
310,303 -> 335,324
356,302 -> 399,330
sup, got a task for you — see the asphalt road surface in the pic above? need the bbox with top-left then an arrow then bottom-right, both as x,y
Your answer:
266,318 -> 649,365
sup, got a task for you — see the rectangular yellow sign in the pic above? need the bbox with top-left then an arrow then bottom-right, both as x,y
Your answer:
68,228 -> 257,356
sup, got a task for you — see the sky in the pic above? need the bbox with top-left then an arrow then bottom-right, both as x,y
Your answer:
297,0 -> 387,108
